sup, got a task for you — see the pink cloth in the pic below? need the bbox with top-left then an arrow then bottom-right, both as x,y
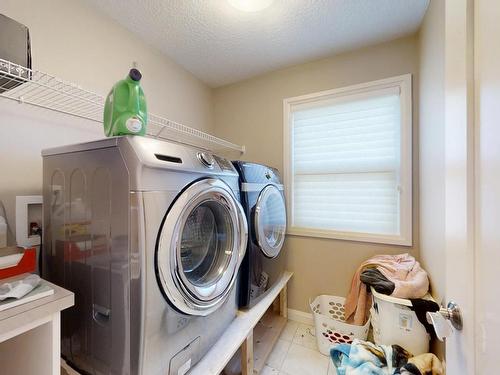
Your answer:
344,253 -> 429,325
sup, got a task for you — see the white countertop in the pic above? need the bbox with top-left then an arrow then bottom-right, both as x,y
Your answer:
0,274 -> 74,340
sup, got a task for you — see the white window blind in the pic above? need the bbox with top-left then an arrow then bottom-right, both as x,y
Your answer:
284,75 -> 412,245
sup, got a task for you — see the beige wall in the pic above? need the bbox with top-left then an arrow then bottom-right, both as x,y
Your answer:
0,0 -> 213,244
0,0 -> 213,131
214,36 -> 420,312
418,0 -> 445,303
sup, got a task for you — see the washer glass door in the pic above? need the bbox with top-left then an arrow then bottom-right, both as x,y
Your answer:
156,178 -> 247,316
179,200 -> 233,297
254,185 -> 287,258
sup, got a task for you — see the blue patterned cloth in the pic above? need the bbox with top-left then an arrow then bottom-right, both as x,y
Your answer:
330,339 -> 402,375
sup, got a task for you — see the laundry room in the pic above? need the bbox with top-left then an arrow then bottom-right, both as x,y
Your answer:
0,0 -> 498,374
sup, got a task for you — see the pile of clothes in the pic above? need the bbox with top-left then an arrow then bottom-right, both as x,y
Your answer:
330,339 -> 444,375
344,253 -> 437,329
329,253 -> 444,374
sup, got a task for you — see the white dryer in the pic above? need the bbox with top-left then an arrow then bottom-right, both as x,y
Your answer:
42,136 -> 247,374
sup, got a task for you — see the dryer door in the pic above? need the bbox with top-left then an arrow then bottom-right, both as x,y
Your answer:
254,184 -> 287,258
156,178 -> 247,316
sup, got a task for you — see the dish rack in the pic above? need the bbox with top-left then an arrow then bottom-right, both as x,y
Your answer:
0,58 -> 245,155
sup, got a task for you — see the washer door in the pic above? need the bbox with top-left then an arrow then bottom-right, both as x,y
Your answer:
156,178 -> 247,316
254,185 -> 287,258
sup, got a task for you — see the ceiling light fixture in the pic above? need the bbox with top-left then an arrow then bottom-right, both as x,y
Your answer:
228,0 -> 274,12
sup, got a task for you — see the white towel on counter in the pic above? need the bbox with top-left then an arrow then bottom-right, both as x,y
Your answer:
0,274 -> 41,300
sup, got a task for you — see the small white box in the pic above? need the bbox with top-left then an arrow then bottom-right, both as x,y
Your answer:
15,196 -> 42,248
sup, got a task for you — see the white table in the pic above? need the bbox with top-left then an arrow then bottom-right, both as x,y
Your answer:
0,275 -> 74,375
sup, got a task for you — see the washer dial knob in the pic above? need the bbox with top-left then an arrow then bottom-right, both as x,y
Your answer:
197,152 -> 215,168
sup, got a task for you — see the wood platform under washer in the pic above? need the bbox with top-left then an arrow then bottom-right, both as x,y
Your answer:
190,271 -> 293,375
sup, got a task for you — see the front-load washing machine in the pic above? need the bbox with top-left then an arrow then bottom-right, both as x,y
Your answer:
232,162 -> 287,309
42,136 -> 247,375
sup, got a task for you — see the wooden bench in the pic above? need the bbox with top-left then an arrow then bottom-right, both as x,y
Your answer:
191,271 -> 293,375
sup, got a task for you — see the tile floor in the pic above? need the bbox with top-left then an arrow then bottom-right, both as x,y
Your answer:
262,320 -> 335,375
61,320 -> 335,375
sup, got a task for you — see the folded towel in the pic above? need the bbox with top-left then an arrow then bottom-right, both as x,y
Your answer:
345,254 -> 429,325
0,274 -> 41,300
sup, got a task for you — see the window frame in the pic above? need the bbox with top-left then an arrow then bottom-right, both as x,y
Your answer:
283,74 -> 412,246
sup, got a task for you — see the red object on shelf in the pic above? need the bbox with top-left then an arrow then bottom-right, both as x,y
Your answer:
0,248 -> 36,279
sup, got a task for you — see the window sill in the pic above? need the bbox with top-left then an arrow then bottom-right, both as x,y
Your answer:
286,227 -> 412,246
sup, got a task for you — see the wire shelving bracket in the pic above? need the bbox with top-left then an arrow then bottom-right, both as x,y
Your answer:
0,58 -> 245,155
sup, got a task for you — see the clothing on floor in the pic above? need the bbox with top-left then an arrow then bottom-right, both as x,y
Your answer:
409,298 -> 440,338
391,345 -> 412,370
396,363 -> 422,375
360,268 -> 395,295
345,253 -> 429,325
395,353 -> 444,375
330,339 -> 411,375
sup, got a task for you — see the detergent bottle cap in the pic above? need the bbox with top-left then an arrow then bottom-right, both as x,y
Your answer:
129,68 -> 142,82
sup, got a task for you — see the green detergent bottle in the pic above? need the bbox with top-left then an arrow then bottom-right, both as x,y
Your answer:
103,68 -> 147,137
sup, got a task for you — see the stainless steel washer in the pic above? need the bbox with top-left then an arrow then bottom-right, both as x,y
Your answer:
155,178 -> 247,316
42,136 -> 247,375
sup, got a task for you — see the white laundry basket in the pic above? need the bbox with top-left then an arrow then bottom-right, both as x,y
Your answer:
310,295 -> 370,356
370,288 -> 430,356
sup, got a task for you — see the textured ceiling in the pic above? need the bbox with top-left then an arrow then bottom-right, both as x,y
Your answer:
83,0 -> 429,87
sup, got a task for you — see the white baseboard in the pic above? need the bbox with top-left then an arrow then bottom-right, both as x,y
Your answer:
287,308 -> 314,326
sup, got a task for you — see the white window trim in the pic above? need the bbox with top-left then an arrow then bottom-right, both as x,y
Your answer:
283,74 -> 413,246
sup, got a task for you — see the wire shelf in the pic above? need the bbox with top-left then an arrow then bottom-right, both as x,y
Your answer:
0,58 -> 245,154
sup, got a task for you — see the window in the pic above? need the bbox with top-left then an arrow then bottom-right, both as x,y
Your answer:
283,75 -> 412,245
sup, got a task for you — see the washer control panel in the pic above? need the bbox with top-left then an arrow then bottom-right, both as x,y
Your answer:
213,155 -> 235,172
196,152 -> 215,168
